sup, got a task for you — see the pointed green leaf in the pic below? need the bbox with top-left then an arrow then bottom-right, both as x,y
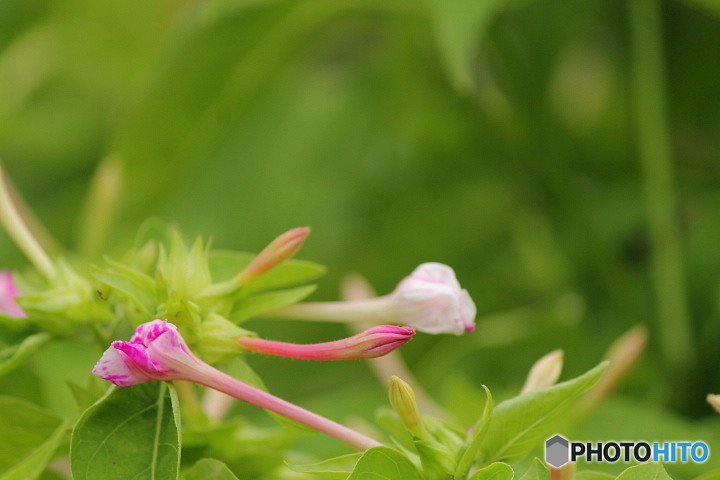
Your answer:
0,332 -> 51,377
480,362 -> 608,462
286,452 -> 363,479
517,459 -> 548,480
456,385 -> 493,478
469,462 -> 514,480
0,396 -> 63,477
0,421 -> 67,480
70,382 -> 181,480
347,447 -> 423,480
185,458 -> 239,480
230,284 -> 317,323
615,463 -> 672,480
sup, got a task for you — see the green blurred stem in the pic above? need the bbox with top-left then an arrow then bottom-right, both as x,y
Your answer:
629,0 -> 694,368
0,164 -> 56,279
79,155 -> 124,258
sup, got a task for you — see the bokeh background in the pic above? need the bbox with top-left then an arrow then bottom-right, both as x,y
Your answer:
1,0 -> 720,475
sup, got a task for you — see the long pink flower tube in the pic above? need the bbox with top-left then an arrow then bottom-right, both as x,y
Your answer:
238,325 -> 414,360
93,320 -> 381,450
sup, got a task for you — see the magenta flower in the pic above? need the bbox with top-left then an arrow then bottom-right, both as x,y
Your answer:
237,325 -> 414,360
93,320 -> 381,450
0,270 -> 27,318
267,263 -> 476,335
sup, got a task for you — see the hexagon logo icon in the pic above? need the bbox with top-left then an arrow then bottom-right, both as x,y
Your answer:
545,434 -> 569,468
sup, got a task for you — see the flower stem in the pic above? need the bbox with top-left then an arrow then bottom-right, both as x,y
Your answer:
0,164 -> 56,279
192,365 -> 382,450
628,0 -> 694,370
263,298 -> 391,323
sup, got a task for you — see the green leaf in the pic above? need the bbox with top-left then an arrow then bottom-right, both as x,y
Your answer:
0,396 -> 64,477
576,472 -> 614,480
615,463 -> 673,480
0,331 -> 51,377
347,447 -> 423,480
517,459 -> 548,480
479,362 -> 608,462
468,462 -> 514,480
426,0 -> 505,94
286,452 -> 363,479
0,422 -> 67,480
70,382 -> 181,480
694,471 -> 720,480
185,458 -> 239,480
230,284 -> 317,323
456,385 -> 493,478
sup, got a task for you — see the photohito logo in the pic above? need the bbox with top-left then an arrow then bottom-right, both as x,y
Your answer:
544,435 -> 710,468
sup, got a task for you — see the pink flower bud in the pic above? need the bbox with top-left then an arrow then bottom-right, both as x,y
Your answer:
0,270 -> 27,318
237,325 -> 414,360
387,263 -> 476,335
92,319 -> 381,450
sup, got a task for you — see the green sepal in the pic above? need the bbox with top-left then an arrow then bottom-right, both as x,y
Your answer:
195,313 -> 254,364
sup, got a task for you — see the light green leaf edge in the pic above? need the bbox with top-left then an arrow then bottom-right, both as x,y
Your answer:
615,463 -> 672,480
468,462 -> 514,480
347,446 -> 423,480
517,458 -> 548,480
185,458 -> 240,480
286,452 -> 363,479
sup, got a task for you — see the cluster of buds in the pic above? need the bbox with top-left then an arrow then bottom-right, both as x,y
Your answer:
0,160 -> 479,450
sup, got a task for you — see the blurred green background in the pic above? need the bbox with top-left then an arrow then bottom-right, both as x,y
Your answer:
1,0 -> 720,473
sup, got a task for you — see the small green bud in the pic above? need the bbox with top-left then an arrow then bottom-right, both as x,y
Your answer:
388,375 -> 428,439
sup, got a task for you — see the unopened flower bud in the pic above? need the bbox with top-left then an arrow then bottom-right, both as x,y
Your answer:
520,350 -> 563,394
238,325 -> 414,360
388,376 -> 428,439
233,227 -> 310,286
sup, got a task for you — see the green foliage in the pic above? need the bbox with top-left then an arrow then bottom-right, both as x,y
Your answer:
615,463 -> 673,480
185,459 -> 240,480
347,447 -> 423,480
478,362 -> 608,463
468,462 -> 514,480
286,452 -> 363,479
0,396 -> 65,479
515,459 -> 548,480
70,383 -> 181,480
